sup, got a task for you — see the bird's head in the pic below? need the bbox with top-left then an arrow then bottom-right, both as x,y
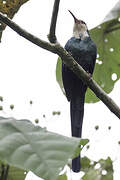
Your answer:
68,10 -> 89,40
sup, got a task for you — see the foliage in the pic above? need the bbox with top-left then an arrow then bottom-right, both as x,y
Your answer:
0,117 -> 88,180
56,0 -> 120,103
0,0 -> 29,41
56,57 -> 65,95
87,0 -> 120,103
56,156 -> 113,180
81,156 -> 113,180
0,161 -> 27,180
57,174 -> 67,180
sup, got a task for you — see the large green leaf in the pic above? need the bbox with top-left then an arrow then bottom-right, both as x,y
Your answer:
0,0 -> 29,41
0,161 -> 27,180
87,0 -> 120,102
0,117 -> 88,180
56,0 -> 120,103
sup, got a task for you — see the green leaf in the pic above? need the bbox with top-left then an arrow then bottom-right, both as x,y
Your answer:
57,174 -> 67,180
0,117 -> 81,180
0,0 -> 30,41
81,157 -> 113,180
85,0 -> 120,103
7,166 -> 27,180
73,139 -> 89,158
56,1 -> 120,103
0,162 -> 27,180
56,57 -> 65,95
81,156 -> 91,172
80,139 -> 89,146
99,157 -> 113,180
82,169 -> 101,180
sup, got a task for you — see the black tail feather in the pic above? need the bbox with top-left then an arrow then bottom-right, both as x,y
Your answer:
70,94 -> 85,172
72,155 -> 81,172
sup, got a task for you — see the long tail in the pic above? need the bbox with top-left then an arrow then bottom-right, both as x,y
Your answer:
70,93 -> 85,172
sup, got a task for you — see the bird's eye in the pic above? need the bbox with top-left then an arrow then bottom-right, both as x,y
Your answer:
81,20 -> 86,25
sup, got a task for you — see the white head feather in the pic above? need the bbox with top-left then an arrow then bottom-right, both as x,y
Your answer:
68,10 -> 89,40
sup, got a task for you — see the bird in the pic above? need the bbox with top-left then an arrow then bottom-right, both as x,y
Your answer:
62,10 -> 97,172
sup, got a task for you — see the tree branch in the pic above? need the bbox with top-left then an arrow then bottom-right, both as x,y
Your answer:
0,13 -> 58,53
0,12 -> 120,119
48,0 -> 60,43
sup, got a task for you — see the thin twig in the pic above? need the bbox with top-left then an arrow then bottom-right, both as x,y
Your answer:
0,13 -> 120,119
0,164 -> 5,180
48,0 -> 60,43
4,165 -> 9,180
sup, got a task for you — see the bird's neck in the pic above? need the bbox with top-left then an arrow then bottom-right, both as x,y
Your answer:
73,30 -> 89,40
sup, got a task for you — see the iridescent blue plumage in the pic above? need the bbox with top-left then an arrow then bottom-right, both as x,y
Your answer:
62,12 -> 97,172
63,36 -> 97,101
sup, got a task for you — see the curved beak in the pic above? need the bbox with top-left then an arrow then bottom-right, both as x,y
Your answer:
68,10 -> 80,24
